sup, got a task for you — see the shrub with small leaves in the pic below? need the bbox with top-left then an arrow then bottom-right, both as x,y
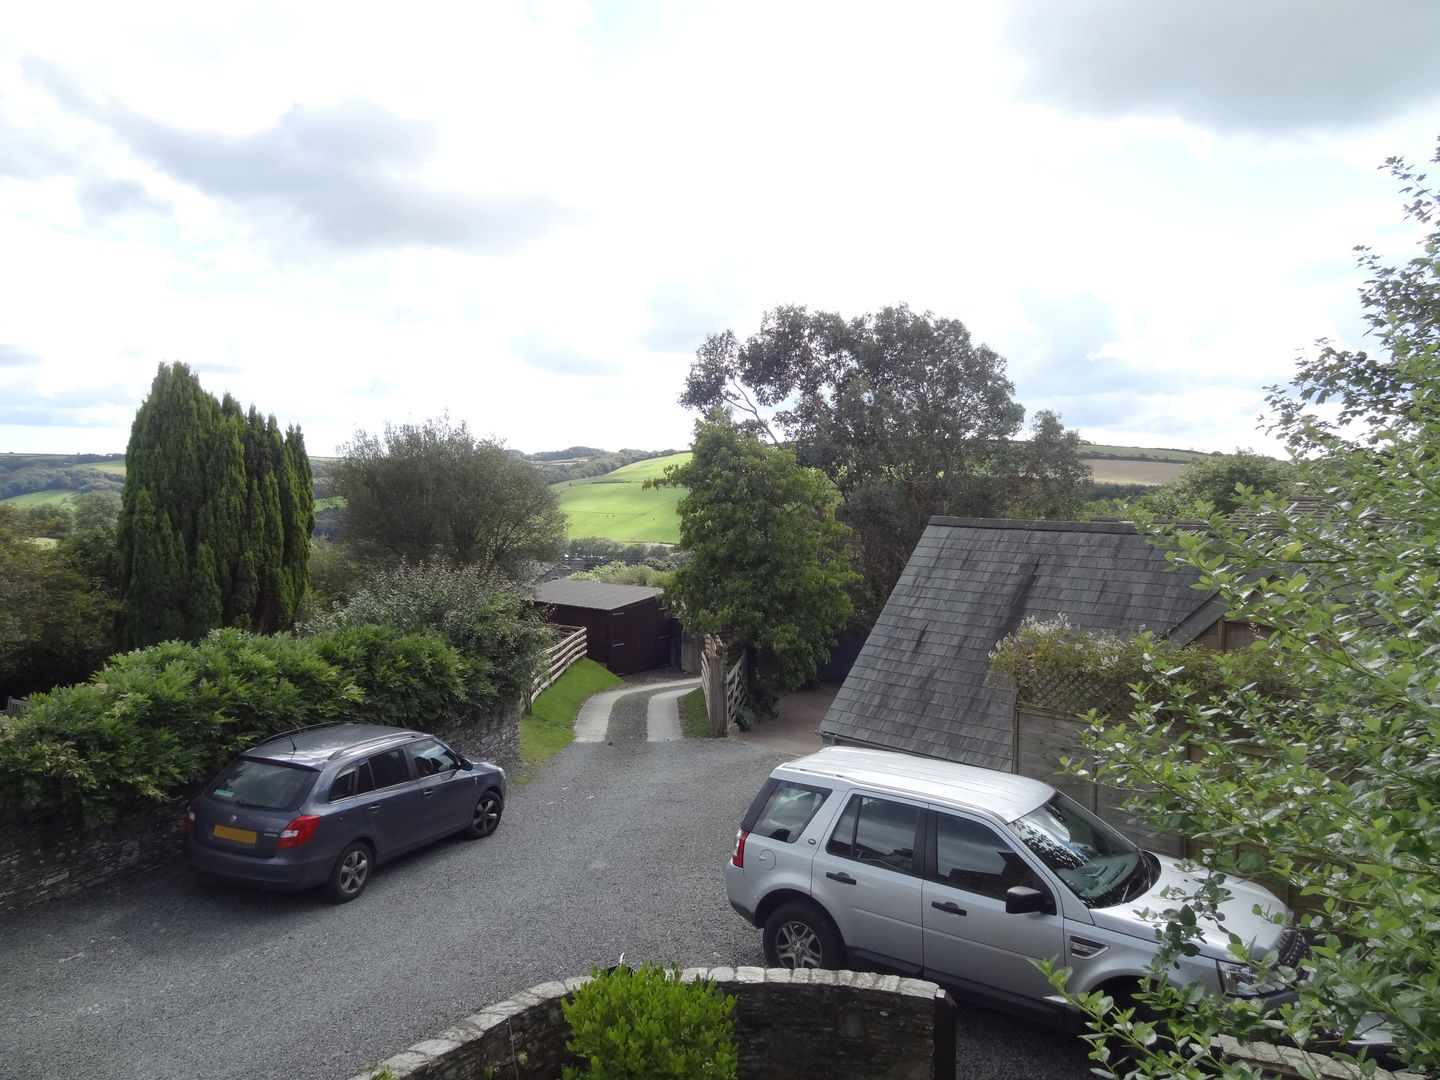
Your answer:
0,624 -> 476,824
562,964 -> 737,1080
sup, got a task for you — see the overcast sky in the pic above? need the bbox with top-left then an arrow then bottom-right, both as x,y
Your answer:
3,1 -> 1438,458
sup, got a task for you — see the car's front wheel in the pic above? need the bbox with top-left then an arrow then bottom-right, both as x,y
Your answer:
763,902 -> 843,969
465,789 -> 503,839
323,841 -> 372,903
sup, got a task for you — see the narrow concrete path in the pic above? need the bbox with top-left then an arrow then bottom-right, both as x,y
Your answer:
646,685 -> 697,742
573,678 -> 700,743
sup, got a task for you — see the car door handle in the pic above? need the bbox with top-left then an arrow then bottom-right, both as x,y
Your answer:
825,871 -> 856,885
421,790 -> 434,799
367,804 -> 381,812
931,901 -> 967,916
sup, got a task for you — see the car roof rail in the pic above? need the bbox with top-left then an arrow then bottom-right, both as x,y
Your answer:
327,730 -> 421,761
254,720 -> 350,748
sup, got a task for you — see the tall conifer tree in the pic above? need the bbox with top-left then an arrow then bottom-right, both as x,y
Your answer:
116,363 -> 313,646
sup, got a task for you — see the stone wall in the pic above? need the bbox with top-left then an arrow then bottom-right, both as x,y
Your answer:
1216,1036 -> 1423,1080
432,702 -> 522,776
344,967 -> 949,1080
0,705 -> 521,914
0,791 -> 193,913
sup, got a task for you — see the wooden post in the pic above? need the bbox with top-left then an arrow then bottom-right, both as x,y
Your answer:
703,635 -> 728,737
932,988 -> 957,1080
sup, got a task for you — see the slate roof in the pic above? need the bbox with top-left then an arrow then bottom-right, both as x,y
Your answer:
532,578 -> 662,612
819,517 -> 1218,771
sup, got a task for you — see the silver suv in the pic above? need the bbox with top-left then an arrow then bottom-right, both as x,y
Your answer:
726,746 -> 1302,1024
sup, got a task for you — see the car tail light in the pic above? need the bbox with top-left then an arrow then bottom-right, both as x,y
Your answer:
184,800 -> 196,833
731,828 -> 749,868
277,814 -> 321,849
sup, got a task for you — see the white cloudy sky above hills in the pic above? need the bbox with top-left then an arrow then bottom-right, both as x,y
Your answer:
2,0 -> 1438,457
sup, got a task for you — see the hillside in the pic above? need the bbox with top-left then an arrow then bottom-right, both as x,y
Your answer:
4,445 -> 1207,534
552,452 -> 691,544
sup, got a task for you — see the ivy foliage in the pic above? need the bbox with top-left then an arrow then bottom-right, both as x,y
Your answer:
562,965 -> 737,1080
0,624 -> 483,825
989,618 -> 1295,716
1045,147 -> 1440,1076
648,415 -> 856,708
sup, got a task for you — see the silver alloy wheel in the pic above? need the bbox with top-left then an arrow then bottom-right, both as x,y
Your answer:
474,794 -> 501,835
775,920 -> 824,968
337,848 -> 369,895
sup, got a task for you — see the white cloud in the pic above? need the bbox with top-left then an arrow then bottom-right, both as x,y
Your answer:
0,0 -> 1433,460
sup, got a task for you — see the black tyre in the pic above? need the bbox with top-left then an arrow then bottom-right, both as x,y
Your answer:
323,840 -> 372,903
763,901 -> 844,969
465,789 -> 504,839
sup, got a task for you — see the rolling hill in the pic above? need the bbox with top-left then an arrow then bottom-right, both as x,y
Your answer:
551,452 -> 691,544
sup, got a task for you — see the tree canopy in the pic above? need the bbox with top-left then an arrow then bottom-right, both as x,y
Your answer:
681,304 -> 1089,616
115,363 -> 313,648
1131,450 -> 1297,518
649,416 -> 856,707
1040,146 -> 1440,1076
335,415 -> 566,577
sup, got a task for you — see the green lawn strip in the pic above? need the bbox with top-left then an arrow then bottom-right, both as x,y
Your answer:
679,686 -> 709,738
518,658 -> 623,778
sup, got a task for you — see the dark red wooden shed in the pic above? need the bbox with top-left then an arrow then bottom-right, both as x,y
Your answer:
531,579 -> 674,676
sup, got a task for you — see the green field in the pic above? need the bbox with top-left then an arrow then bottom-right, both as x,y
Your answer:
3,490 -> 78,506
553,452 -> 691,544
1078,444 -> 1208,463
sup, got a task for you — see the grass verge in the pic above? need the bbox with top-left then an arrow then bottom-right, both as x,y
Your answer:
679,686 -> 709,738
519,658 -> 623,777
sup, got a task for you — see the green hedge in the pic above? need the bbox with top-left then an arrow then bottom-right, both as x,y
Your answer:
0,625 -> 482,825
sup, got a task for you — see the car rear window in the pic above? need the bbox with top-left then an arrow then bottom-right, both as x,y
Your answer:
748,781 -> 831,843
208,758 -> 316,811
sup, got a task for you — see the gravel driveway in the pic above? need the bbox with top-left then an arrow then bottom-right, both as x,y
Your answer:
0,690 -> 1094,1080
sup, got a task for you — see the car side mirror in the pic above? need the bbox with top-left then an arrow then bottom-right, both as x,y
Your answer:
1005,885 -> 1050,915
457,757 -> 473,771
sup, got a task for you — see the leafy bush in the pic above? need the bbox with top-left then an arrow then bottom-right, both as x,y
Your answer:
0,624 -> 475,825
562,964 -> 736,1080
301,561 -> 545,714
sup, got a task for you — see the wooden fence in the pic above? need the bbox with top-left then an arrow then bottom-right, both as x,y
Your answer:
700,636 -> 751,737
525,625 -> 587,710
4,697 -> 31,718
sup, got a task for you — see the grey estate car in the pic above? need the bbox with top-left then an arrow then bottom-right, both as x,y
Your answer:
727,747 -> 1305,1025
184,723 -> 506,902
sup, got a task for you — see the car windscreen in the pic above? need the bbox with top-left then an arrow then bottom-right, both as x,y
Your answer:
206,757 -> 317,811
1007,792 -> 1142,907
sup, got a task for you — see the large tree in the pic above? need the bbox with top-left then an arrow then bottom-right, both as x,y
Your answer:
0,505 -> 119,699
335,415 -> 566,576
649,415 -> 856,707
682,304 -> 1089,616
1048,147 -> 1440,1075
115,362 -> 313,647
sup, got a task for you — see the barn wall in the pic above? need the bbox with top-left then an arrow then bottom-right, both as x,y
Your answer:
537,600 -> 673,676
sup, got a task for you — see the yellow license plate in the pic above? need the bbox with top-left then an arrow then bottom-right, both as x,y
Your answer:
213,824 -> 258,844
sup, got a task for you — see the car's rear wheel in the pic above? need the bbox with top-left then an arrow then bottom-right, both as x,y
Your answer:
465,789 -> 503,839
763,902 -> 843,969
323,841 -> 372,903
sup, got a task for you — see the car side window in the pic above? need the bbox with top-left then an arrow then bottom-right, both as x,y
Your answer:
933,812 -> 1039,901
751,782 -> 830,843
329,761 -> 375,801
367,748 -> 410,790
409,738 -> 461,778
826,794 -> 920,875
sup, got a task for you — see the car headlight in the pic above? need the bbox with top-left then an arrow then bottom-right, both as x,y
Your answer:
1217,961 -> 1287,998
